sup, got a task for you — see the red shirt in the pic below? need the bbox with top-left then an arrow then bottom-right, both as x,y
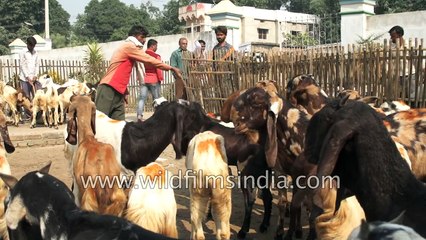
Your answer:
99,41 -> 171,94
144,49 -> 164,84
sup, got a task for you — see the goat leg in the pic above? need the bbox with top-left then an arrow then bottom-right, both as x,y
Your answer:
237,184 -> 256,239
275,188 -> 288,239
259,177 -> 272,233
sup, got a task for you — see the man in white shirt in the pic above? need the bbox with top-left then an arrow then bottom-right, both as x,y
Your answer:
19,36 -> 41,101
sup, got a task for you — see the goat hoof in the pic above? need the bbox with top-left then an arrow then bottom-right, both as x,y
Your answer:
283,234 -> 293,240
237,230 -> 247,239
285,206 -> 290,217
55,126 -> 58,129
30,125 -> 34,129
274,233 -> 284,240
306,228 -> 316,240
259,222 -> 269,233
295,229 -> 303,239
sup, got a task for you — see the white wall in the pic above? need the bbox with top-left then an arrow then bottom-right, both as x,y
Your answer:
366,11 -> 426,44
0,32 -> 220,63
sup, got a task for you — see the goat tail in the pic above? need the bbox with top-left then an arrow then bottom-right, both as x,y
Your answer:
104,187 -> 127,217
80,189 -> 99,213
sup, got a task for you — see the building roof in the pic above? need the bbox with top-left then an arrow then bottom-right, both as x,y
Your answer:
9,38 -> 26,47
33,34 -> 46,44
206,0 -> 243,17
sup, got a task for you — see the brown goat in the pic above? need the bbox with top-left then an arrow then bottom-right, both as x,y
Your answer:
220,80 -> 278,123
0,104 -> 15,240
66,94 -> 126,217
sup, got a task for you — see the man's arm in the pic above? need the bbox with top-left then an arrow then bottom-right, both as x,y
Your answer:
156,55 -> 164,81
127,45 -> 172,71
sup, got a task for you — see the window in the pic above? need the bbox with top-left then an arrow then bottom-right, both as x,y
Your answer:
291,31 -> 300,36
186,28 -> 192,33
196,26 -> 201,32
258,28 -> 268,40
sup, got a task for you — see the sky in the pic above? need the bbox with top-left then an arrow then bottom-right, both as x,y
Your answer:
57,0 -> 169,23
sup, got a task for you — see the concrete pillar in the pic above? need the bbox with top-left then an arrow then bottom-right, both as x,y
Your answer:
340,0 -> 376,46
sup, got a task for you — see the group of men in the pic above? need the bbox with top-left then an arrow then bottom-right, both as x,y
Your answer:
18,24 -> 409,123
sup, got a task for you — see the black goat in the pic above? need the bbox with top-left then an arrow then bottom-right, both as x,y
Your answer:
119,101 -> 198,172
66,101 -> 200,176
0,162 -> 176,240
306,97 -> 426,237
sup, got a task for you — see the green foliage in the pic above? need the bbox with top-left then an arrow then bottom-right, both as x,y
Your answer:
284,32 -> 319,46
0,0 -> 70,52
83,42 -> 105,84
157,0 -> 186,35
375,0 -> 426,14
356,33 -> 385,45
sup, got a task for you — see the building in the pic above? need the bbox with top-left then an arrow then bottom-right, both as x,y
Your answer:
178,0 -> 318,52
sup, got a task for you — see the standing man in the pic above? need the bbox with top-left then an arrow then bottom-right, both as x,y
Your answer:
136,39 -> 163,122
213,26 -> 235,61
19,36 -> 41,101
96,25 -> 182,120
170,37 -> 188,100
389,25 -> 405,48
194,39 -> 207,60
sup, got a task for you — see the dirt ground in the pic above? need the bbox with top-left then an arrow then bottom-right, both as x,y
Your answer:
7,141 -> 309,240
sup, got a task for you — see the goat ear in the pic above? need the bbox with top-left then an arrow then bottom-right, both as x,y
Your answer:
317,121 -> 355,180
39,161 -> 52,174
91,105 -> 96,135
0,126 -> 15,153
358,96 -> 378,105
339,94 -> 350,107
390,210 -> 405,224
265,111 -> 277,168
66,110 -> 78,145
0,173 -> 18,189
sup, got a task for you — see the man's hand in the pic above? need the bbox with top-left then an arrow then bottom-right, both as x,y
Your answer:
171,67 -> 183,80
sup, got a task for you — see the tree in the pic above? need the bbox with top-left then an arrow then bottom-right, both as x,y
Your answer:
74,0 -> 162,42
0,0 -> 70,53
157,0 -> 186,35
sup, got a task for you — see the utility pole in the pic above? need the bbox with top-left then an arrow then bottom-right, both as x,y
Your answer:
45,0 -> 50,39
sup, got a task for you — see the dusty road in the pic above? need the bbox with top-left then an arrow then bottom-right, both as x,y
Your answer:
7,126 -> 309,239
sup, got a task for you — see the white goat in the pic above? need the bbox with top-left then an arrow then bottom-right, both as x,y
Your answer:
186,131 -> 232,240
125,162 -> 178,238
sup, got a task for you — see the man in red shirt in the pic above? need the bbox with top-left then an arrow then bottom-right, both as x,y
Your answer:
95,25 -> 182,120
136,39 -> 163,121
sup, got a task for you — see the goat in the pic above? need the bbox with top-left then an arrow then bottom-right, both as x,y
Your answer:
1,84 -> 32,126
232,86 -> 312,239
349,219 -> 424,240
0,163 -> 177,240
182,102 -> 273,239
220,80 -> 279,123
58,81 -> 91,124
286,74 -> 329,117
383,109 -> 426,181
186,131 -> 232,240
66,94 -> 127,216
0,106 -> 15,240
313,179 -> 366,240
30,85 -> 60,128
125,162 -> 178,238
65,101 -> 201,177
306,97 -> 426,237
30,89 -> 48,128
